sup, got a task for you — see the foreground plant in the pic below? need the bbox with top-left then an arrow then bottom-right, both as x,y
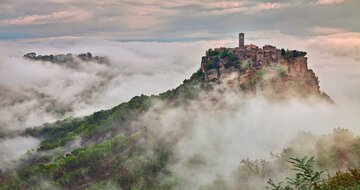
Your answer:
267,156 -> 324,190
267,156 -> 360,190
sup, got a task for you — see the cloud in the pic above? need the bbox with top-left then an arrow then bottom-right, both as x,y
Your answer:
124,31 -> 360,189
251,2 -> 287,12
0,31 -> 360,180
1,10 -> 92,25
0,0 -> 358,40
311,26 -> 347,34
0,136 -> 39,169
195,2 -> 287,16
142,82 -> 360,189
1,30 -> 360,133
307,32 -> 360,61
0,38 -> 231,133
317,0 -> 347,4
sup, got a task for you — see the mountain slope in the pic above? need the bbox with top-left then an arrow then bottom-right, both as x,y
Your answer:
0,44 -> 333,189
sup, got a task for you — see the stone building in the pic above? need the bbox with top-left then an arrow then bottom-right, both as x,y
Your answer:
235,33 -> 281,66
239,33 -> 244,49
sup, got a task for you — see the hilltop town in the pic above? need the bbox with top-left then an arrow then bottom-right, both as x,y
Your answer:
199,33 -> 330,100
201,33 -> 307,81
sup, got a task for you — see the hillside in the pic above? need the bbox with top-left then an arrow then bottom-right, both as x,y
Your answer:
0,40 -> 342,190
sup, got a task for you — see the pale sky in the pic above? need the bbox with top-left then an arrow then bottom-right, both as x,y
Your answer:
0,0 -> 359,41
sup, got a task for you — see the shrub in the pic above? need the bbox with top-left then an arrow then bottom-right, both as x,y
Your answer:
283,50 -> 307,60
205,60 -> 219,70
281,49 -> 286,56
206,49 -> 219,57
267,156 -> 324,190
326,169 -> 360,189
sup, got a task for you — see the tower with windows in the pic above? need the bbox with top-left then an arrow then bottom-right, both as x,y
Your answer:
239,33 -> 244,48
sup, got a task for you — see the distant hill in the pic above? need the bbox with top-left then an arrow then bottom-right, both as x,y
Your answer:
24,52 -> 109,66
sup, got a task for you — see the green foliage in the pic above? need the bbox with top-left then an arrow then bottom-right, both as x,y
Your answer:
248,69 -> 267,87
86,181 -> 122,190
158,89 -> 176,100
205,59 -> 219,70
206,49 -> 219,57
175,78 -> 203,101
204,48 -> 240,71
0,130 -> 174,190
0,64 -> 206,189
287,157 -> 323,189
190,69 -> 204,80
283,50 -> 307,60
266,156 -> 360,190
281,49 -> 286,56
24,95 -> 152,151
219,49 -> 236,62
256,70 -> 267,79
267,156 -> 324,190
326,169 -> 360,189
24,117 -> 85,150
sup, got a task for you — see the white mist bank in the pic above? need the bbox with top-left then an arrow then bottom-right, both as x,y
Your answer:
0,39 -> 230,133
143,88 -> 360,189
0,136 -> 39,169
0,31 -> 359,182
0,31 -> 359,134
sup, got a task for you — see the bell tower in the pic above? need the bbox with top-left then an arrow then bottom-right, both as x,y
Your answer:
239,33 -> 244,49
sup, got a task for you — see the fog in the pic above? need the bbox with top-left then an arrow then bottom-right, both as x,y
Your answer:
0,31 -> 359,187
142,80 -> 360,189
0,136 -> 39,169
0,38 -> 230,134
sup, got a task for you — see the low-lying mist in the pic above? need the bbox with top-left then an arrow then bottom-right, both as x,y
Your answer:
140,82 -> 360,189
0,31 -> 359,189
0,39 -> 229,134
0,136 -> 39,169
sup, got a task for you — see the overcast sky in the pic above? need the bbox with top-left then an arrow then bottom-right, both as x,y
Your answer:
0,0 -> 359,41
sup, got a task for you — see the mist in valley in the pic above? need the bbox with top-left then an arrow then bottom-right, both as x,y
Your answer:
0,31 -> 360,189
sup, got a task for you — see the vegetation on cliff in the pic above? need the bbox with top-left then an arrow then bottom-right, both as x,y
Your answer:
24,52 -> 109,65
280,49 -> 307,60
204,48 -> 241,70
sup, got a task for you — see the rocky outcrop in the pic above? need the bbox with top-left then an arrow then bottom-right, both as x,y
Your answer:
200,46 -> 332,101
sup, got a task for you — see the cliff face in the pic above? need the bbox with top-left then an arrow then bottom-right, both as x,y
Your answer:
200,46 -> 331,101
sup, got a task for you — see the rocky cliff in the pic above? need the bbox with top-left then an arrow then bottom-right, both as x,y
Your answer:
200,46 -> 331,101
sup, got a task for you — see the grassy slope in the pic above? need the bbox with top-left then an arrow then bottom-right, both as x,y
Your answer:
0,71 -> 205,190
